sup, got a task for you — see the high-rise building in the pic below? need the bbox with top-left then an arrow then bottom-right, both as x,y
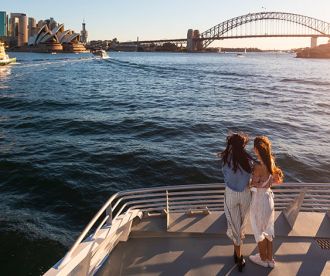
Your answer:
6,14 -> 9,36
80,20 -> 88,44
0,11 -> 7,36
18,14 -> 28,46
10,13 -> 24,38
8,13 -> 28,47
28,17 -> 36,37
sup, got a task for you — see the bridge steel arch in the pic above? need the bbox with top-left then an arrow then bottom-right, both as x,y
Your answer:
200,12 -> 330,48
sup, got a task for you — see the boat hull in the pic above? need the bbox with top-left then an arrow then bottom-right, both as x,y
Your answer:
0,57 -> 16,66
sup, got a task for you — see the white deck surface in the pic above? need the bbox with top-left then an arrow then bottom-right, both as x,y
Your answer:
97,212 -> 330,276
97,236 -> 330,276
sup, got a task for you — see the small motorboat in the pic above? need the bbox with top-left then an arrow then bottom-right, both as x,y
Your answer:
0,41 -> 16,66
237,49 -> 247,58
93,49 -> 109,59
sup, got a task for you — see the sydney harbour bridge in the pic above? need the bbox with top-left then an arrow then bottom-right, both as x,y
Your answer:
120,12 -> 330,51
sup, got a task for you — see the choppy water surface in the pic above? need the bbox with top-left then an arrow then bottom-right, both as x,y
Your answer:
0,51 -> 330,274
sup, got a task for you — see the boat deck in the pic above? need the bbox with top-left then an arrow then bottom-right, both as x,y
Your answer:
97,212 -> 330,276
45,183 -> 330,276
97,236 -> 329,276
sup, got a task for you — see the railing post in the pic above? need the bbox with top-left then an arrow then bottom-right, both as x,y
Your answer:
283,188 -> 306,229
166,190 -> 170,230
106,205 -> 113,225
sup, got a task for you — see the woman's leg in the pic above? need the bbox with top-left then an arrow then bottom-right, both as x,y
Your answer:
266,239 -> 273,260
250,238 -> 269,267
266,239 -> 275,268
258,239 -> 268,261
224,188 -> 246,271
240,188 -> 252,241
224,188 -> 242,249
234,244 -> 241,258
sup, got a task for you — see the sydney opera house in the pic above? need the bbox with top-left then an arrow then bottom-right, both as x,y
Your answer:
1,12 -> 87,52
28,21 -> 87,53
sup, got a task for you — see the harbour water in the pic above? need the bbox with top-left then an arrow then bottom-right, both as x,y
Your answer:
0,52 -> 330,275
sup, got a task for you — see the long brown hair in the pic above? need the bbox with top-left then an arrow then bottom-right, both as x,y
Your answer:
220,133 -> 252,173
254,136 -> 283,181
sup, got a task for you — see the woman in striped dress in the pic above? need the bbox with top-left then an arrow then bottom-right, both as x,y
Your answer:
219,133 -> 254,272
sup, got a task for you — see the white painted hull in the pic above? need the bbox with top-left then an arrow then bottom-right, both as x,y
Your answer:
0,57 -> 16,66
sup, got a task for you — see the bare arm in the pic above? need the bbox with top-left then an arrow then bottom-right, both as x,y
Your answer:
250,164 -> 262,187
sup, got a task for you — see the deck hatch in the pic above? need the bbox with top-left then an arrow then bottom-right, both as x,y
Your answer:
314,238 -> 330,250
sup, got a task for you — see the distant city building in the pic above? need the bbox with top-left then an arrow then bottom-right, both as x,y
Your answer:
37,20 -> 44,29
18,14 -> 28,46
10,13 -> 23,38
46,17 -> 58,30
0,11 -> 7,36
9,13 -> 28,46
6,14 -> 9,37
80,20 -> 88,44
28,17 -> 36,37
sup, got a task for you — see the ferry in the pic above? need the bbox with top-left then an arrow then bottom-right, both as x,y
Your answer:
45,183 -> 330,275
0,41 -> 16,66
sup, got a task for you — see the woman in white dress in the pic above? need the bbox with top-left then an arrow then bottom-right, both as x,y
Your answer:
249,136 -> 283,268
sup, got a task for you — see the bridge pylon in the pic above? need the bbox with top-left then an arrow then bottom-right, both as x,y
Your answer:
187,29 -> 203,52
187,29 -> 194,52
311,36 -> 318,48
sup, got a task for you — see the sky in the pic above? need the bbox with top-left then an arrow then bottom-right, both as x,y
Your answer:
1,0 -> 330,49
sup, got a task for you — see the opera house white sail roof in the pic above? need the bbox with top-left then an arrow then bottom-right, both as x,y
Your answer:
28,23 -> 81,46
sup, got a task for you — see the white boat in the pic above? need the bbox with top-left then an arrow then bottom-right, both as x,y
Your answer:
237,49 -> 247,57
45,183 -> 330,276
0,41 -> 16,66
93,49 -> 109,59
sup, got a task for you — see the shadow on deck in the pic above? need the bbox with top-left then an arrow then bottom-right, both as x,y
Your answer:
97,212 -> 330,276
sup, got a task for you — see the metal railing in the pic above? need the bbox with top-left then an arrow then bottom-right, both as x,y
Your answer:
58,183 -> 330,269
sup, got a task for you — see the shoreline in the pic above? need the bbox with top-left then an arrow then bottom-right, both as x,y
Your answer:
7,49 -> 293,54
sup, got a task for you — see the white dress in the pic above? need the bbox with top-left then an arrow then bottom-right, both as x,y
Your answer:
250,175 -> 275,242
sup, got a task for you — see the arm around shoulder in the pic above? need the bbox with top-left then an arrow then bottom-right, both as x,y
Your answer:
250,164 -> 262,187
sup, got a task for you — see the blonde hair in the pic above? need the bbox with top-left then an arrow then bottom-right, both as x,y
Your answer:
254,136 -> 283,182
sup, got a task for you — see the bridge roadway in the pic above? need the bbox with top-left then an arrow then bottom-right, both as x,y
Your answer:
118,12 -> 330,50
120,34 -> 330,46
